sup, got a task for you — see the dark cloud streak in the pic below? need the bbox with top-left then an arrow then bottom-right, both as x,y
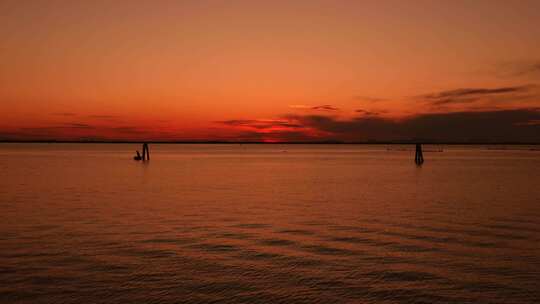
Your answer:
419,85 -> 536,106
311,105 -> 339,111
289,109 -> 540,143
217,119 -> 303,129
87,115 -> 120,120
355,109 -> 381,116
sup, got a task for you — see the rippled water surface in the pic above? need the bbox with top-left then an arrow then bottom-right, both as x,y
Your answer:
1,144 -> 539,303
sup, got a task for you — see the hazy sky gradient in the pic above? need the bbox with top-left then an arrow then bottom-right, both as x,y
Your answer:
1,0 -> 539,141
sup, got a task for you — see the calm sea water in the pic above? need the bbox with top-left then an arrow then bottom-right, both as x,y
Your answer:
1,144 -> 539,303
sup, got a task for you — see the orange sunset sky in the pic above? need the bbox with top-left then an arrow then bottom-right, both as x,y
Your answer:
1,0 -> 540,142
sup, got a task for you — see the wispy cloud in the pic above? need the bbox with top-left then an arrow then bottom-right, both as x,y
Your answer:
288,104 -> 311,109
88,115 -> 119,119
419,85 -> 536,106
52,112 -> 77,116
519,62 -> 540,76
497,61 -> 540,78
21,123 -> 96,131
65,123 -> 93,129
111,126 -> 144,133
354,96 -> 387,103
222,129 -> 321,142
355,109 -> 382,116
13,122 -> 175,140
311,105 -> 339,111
217,119 -> 303,129
288,104 -> 340,111
353,95 -> 388,103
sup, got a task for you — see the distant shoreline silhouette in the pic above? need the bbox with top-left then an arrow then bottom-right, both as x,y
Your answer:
1,140 -> 539,145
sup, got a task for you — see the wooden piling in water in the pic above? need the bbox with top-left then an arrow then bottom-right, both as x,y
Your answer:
415,143 -> 424,165
142,143 -> 150,161
134,143 -> 149,161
